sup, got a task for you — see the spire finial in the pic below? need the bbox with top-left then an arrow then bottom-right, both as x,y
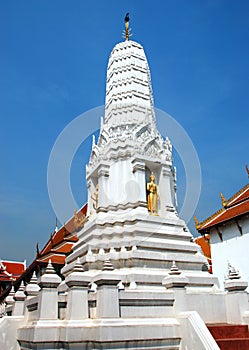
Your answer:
123,13 -> 132,41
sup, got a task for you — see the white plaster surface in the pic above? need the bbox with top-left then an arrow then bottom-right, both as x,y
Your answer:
210,220 -> 249,290
0,316 -> 23,350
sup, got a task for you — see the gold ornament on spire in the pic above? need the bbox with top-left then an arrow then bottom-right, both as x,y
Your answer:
220,192 -> 227,207
122,13 -> 132,41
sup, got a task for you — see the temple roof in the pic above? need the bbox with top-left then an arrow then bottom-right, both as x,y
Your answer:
197,183 -> 249,233
0,260 -> 26,283
0,204 -> 87,302
36,204 -> 87,264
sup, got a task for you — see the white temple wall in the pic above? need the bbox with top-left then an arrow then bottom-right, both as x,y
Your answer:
107,159 -> 134,204
158,165 -> 175,213
210,218 -> 249,290
183,291 -> 227,323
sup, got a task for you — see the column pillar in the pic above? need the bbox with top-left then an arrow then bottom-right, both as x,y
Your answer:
13,281 -> 26,316
132,158 -> 147,212
97,163 -> 110,210
95,273 -> 120,318
224,265 -> 248,324
24,271 -> 40,322
159,164 -> 175,215
162,262 -> 189,315
5,285 -> 15,315
65,259 -> 90,320
37,260 -> 61,320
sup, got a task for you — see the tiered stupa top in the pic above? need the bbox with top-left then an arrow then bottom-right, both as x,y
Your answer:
87,39 -> 172,173
105,40 -> 156,129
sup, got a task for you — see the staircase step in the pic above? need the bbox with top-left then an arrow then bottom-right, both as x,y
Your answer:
216,338 -> 249,350
207,324 -> 249,340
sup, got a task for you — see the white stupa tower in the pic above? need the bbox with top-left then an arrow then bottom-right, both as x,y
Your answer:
9,16 -> 249,350
61,20 -> 213,281
86,38 -> 176,218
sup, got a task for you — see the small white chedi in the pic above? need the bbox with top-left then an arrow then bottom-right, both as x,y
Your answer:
1,17 -> 249,350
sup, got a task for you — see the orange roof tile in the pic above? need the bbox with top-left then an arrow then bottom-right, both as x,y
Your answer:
198,183 -> 249,233
37,203 -> 87,263
226,184 -> 249,207
200,200 -> 249,230
194,235 -> 212,273
51,243 -> 74,254
195,235 -> 211,259
38,254 -> 66,264
0,204 -> 87,302
0,261 -> 26,282
1,261 -> 25,275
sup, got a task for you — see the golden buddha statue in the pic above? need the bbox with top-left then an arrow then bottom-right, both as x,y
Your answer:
147,172 -> 158,215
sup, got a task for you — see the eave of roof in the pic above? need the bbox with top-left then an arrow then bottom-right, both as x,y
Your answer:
38,204 -> 87,258
226,184 -> 249,207
198,183 -> 249,232
0,261 -> 26,275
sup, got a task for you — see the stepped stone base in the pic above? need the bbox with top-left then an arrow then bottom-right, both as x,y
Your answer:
18,318 -> 181,350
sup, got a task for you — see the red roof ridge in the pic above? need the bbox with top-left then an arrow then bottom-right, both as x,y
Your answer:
0,260 -> 26,265
197,183 -> 249,231
199,200 -> 249,231
37,203 -> 87,262
226,183 -> 249,207
198,207 -> 225,230
39,203 -> 87,255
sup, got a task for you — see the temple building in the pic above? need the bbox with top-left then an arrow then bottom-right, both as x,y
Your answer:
1,16 -> 249,350
0,260 -> 26,294
196,174 -> 249,291
0,205 -> 87,309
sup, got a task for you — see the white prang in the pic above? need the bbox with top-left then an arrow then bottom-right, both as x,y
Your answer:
1,38 -> 249,350
87,40 -> 175,218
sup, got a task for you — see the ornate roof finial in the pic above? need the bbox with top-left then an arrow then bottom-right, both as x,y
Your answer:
194,215 -> 200,229
123,13 -> 132,41
220,192 -> 227,207
246,164 -> 249,179
55,217 -> 58,233
36,242 -> 40,258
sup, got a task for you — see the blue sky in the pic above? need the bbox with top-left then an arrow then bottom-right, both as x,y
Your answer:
1,1 -> 249,264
